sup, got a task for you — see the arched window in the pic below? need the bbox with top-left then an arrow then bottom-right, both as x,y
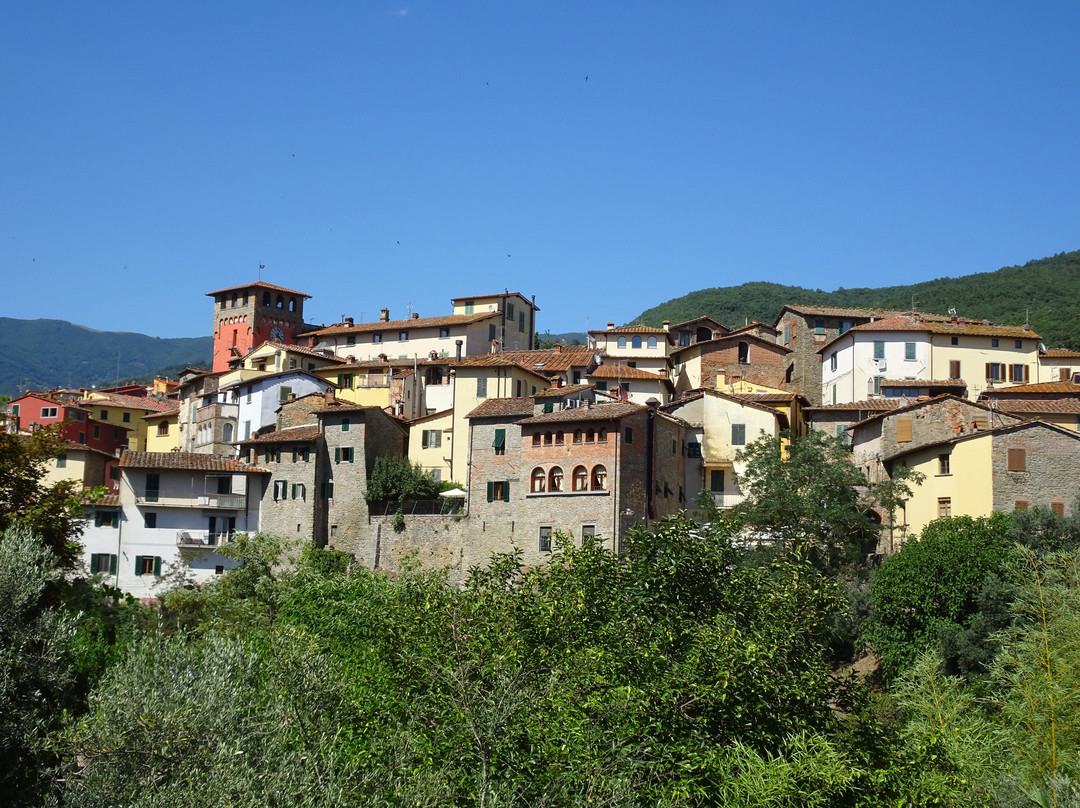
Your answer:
632,336 -> 642,349
572,466 -> 588,491
276,294 -> 284,309
591,465 -> 607,491
263,292 -> 271,306
738,341 -> 749,364
573,430 -> 583,444
555,431 -> 564,445
549,466 -> 563,492
586,429 -> 595,443
532,433 -> 541,446
531,467 -> 546,493
647,336 -> 657,349
598,429 -> 608,442
288,297 -> 296,312
544,431 -> 553,445
617,336 -> 627,349
222,423 -> 233,443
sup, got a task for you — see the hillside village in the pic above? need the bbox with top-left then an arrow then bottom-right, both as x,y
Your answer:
7,279 -> 1080,597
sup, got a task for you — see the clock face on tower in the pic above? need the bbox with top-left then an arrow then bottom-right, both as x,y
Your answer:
270,325 -> 286,342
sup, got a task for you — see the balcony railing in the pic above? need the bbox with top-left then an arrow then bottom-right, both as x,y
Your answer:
195,402 -> 238,422
137,493 -> 246,509
711,492 -> 745,509
176,530 -> 243,548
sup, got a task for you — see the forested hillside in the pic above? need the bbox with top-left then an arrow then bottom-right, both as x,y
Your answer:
0,319 -> 211,395
633,250 -> 1080,349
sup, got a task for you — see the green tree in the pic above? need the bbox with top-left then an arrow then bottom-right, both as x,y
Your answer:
364,455 -> 440,503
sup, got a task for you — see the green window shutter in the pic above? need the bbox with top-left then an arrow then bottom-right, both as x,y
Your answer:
492,429 -> 506,450
543,402 -> 553,413
334,447 -> 341,463
109,554 -> 118,575
90,553 -> 100,570
342,419 -> 350,432
488,324 -> 496,341
421,430 -> 429,449
265,449 -> 272,463
292,449 -> 298,462
134,555 -> 143,575
153,556 -> 162,576
487,482 -> 494,502
502,481 -> 510,502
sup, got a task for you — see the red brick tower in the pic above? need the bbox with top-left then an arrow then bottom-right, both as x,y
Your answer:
206,282 -> 311,372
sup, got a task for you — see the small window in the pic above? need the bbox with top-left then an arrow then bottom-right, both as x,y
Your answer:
873,341 -> 885,360
631,336 -> 642,349
488,324 -> 497,341
814,319 -> 826,335
144,512 -> 157,529
591,465 -> 607,490
1015,500 -> 1029,511
573,430 -> 583,444
949,360 -> 961,379
122,411 -> 131,423
399,331 -> 409,342
1007,448 -> 1026,472
531,468 -> 546,493
421,429 -> 442,449
157,421 -> 169,436
624,427 -> 633,444
544,432 -> 553,446
1052,502 -> 1066,517
617,336 -> 627,349
1015,340 -> 1023,349
373,333 -> 383,343
549,466 -> 563,492
598,429 -> 608,442
738,341 -> 749,364
55,453 -> 66,468
493,428 -> 506,455
710,469 -> 725,492
134,555 -> 161,576
686,442 -> 702,458
100,409 -> 109,420
731,424 -> 746,446
539,526 -> 552,552
938,453 -> 950,475
279,386 -> 293,402
572,466 -> 588,491
938,498 -> 952,518
477,377 -> 488,398
904,342 -> 916,361
992,338 -> 999,347
951,336 -> 959,346
647,336 -> 657,349
582,525 -> 595,539
532,433 -> 541,447
341,418 -> 350,432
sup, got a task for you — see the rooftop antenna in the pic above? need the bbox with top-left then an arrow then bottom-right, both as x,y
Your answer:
406,302 -> 414,318
947,306 -> 957,319
258,263 -> 265,281
910,294 -> 918,314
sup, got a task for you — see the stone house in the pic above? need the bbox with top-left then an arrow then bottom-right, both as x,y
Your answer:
671,330 -> 792,396
588,323 -> 674,375
883,421 -> 1080,540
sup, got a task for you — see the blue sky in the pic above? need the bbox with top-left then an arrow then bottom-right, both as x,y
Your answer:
3,2 -> 1080,338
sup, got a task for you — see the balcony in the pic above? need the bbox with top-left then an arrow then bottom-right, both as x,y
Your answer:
711,492 -> 745,510
176,530 -> 244,548
195,402 -> 238,422
137,493 -> 246,509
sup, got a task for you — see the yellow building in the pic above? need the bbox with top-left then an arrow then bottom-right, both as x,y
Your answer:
80,392 -> 179,451
407,409 -> 454,483
143,410 -> 181,452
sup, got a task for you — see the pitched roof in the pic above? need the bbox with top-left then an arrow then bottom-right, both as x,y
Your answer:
848,394 -> 1005,430
587,364 -> 670,381
533,383 -> 595,399
243,340 -> 348,363
82,392 -> 178,413
803,399 -> 903,413
467,398 -> 536,419
776,304 -> 954,324
499,346 -> 594,373
881,378 -> 967,388
119,451 -> 269,473
450,291 -> 539,308
980,380 -> 1080,397
306,312 -> 496,338
994,399 -> 1080,415
205,281 -> 310,298
237,425 -> 322,444
1041,348 -> 1080,358
883,419 -> 1080,464
519,400 -> 644,425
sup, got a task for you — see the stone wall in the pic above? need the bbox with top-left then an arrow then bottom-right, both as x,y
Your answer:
255,438 -> 322,544
699,340 -> 790,392
991,424 -> 1080,514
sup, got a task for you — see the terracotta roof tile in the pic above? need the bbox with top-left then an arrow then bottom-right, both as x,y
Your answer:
499,347 -> 594,373
881,378 -> 967,388
519,400 -> 644,425
237,425 -> 322,444
307,312 -> 495,338
1042,348 -> 1080,358
995,399 -> 1080,414
803,399 -> 902,412
467,398 -> 536,419
119,451 -> 269,473
533,383 -> 595,398
587,364 -> 669,381
779,304 -> 954,321
206,281 -> 311,298
982,380 -> 1080,396
82,393 -> 179,413
589,324 -> 668,335
244,341 -> 348,363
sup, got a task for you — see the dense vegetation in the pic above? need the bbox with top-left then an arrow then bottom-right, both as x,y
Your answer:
0,318 -> 211,395
633,249 -> 1080,349
9,428 -> 1080,805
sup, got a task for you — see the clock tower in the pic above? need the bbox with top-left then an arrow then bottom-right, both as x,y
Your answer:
206,281 -> 311,372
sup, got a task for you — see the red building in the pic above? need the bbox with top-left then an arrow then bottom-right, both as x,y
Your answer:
206,281 -> 312,372
6,392 -> 129,457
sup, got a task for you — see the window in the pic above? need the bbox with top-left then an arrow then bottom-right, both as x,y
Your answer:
518,311 -> 525,331
157,421 -> 169,436
598,429 -> 608,442
144,512 -> 157,529
279,386 -> 293,402
93,511 -> 119,528
532,433 -> 541,446
572,370 -> 582,384
616,336 -> 627,349
582,524 -> 595,539
338,373 -> 354,389
323,481 -> 335,499
873,376 -> 883,395
672,439 -> 677,454
144,473 -> 160,502
274,480 -> 288,500
430,469 -> 441,483
1015,500 -> 1029,511
41,407 -> 57,418
991,338 -> 999,347
134,555 -> 161,576
291,483 -> 306,500
122,411 -> 131,423
542,401 -> 554,414
904,342 -> 916,361
950,336 -> 959,346
337,447 -> 354,463
1009,364 -> 1029,383
476,377 -> 488,398
949,360 -> 961,379
100,409 -> 109,420
632,336 -> 642,349
9,403 -> 18,417
586,429 -> 595,443
687,442 -> 702,458
373,333 -> 382,343
1007,448 -> 1026,472
938,498 -> 952,518
986,363 -> 1005,381
738,341 -> 749,364
341,418 -> 350,432
873,341 -> 885,360
539,526 -> 552,552
549,466 -> 563,492
624,427 -> 633,444
544,432 -> 553,445
896,415 -> 913,443
487,480 -> 510,501
488,324 -> 497,341
731,424 -> 746,445
647,336 -> 657,349
572,466 -> 588,491
710,469 -> 725,492
829,352 -> 837,372
55,453 -> 66,468
90,553 -> 117,574
464,300 -> 475,314
222,423 -> 233,443
421,429 -> 442,449
938,453 -> 951,475
591,465 -> 607,490
555,431 -> 564,445
839,321 -> 852,334
346,334 -> 356,346
814,319 -> 825,335
492,428 -> 506,455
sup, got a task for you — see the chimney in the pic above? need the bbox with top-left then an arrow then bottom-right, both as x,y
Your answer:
344,316 -> 354,326
607,321 -> 615,330
662,320 -> 670,331
380,308 -> 389,322
324,387 -> 336,405
411,312 -> 420,320
455,340 -> 463,361
553,344 -> 562,353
